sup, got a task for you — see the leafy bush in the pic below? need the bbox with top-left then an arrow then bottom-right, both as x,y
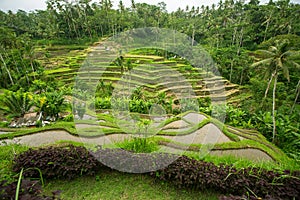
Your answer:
29,80 -> 48,93
63,114 -> 74,122
225,105 -> 253,128
129,98 -> 152,114
251,111 -> 300,161
0,89 -> 34,117
0,179 -> 61,199
95,80 -> 114,98
117,138 -> 158,153
35,120 -> 43,128
94,97 -> 111,110
36,91 -> 67,121
180,98 -> 199,112
0,121 -> 9,128
151,156 -> 300,199
12,146 -> 300,199
13,145 -> 101,180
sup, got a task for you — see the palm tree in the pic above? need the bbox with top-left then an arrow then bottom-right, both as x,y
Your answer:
252,39 -> 300,142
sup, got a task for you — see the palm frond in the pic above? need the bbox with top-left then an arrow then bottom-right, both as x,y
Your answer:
279,58 -> 290,82
277,58 -> 283,69
251,58 -> 273,67
254,50 -> 275,58
287,60 -> 300,69
282,50 -> 300,58
268,46 -> 278,53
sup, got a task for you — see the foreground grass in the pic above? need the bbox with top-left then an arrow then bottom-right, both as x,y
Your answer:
1,143 -> 299,199
43,169 -> 219,200
0,144 -> 29,182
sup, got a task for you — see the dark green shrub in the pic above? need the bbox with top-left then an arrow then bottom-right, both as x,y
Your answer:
35,120 -> 43,128
63,114 -> 74,122
0,179 -> 61,199
151,156 -> 300,199
13,145 -> 101,180
117,138 -> 158,153
0,89 -> 34,117
36,91 -> 68,121
0,121 -> 9,128
94,97 -> 111,110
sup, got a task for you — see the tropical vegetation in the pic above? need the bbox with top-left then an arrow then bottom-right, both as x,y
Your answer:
0,0 -> 299,199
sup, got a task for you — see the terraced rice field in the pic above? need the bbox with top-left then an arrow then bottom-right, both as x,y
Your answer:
3,111 -> 284,163
20,42 -> 285,163
42,43 -> 240,103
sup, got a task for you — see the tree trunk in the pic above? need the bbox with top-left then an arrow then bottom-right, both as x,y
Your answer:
30,60 -> 36,79
272,73 -> 278,143
232,27 -> 237,46
290,80 -> 300,114
229,60 -> 233,82
191,27 -> 195,47
0,53 -> 14,86
265,72 -> 275,98
240,68 -> 244,85
237,28 -> 243,55
264,20 -> 270,42
263,13 -> 272,42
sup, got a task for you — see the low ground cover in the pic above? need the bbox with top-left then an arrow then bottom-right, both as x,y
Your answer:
2,144 -> 299,199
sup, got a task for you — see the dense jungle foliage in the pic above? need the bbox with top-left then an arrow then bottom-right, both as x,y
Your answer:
0,0 -> 299,160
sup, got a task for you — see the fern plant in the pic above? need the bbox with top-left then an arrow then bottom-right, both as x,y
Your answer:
0,89 -> 34,117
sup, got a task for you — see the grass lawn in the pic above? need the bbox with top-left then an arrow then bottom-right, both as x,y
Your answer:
43,169 -> 220,200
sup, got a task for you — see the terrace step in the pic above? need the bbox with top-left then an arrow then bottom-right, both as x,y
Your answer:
46,45 -> 241,105
124,54 -> 165,62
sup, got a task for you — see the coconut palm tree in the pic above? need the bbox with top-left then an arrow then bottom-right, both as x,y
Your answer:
252,39 -> 300,142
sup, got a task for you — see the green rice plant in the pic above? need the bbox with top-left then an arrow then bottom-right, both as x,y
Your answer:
116,137 -> 159,153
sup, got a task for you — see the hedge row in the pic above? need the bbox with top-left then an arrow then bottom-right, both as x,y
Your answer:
150,155 -> 300,199
13,145 -> 101,180
11,145 -> 300,199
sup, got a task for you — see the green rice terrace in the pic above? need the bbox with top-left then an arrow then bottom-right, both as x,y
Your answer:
1,43 -> 275,162
1,1 -> 300,199
0,41 -> 299,199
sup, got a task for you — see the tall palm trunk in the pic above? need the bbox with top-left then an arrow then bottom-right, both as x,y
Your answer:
272,72 -> 278,143
0,53 -> 14,85
290,80 -> 300,114
191,26 -> 195,46
265,73 -> 275,98
261,72 -> 275,108
30,59 -> 36,79
229,60 -> 234,82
